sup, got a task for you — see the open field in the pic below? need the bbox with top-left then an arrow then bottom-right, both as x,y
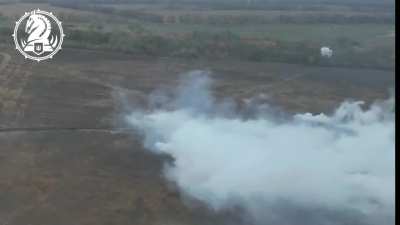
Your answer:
0,1 -> 396,224
5,4 -> 393,43
0,44 -> 394,224
144,22 -> 394,43
0,2 -> 395,71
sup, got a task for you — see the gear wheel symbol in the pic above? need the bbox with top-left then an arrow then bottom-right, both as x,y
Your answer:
12,9 -> 65,62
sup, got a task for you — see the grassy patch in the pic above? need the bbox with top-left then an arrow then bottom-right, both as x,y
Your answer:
144,22 -> 394,44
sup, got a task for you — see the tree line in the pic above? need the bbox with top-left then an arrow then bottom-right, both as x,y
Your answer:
64,26 -> 394,70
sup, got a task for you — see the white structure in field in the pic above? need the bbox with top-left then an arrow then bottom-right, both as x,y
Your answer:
320,46 -> 333,58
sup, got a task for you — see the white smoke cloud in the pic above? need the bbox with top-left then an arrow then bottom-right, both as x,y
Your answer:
126,71 -> 395,225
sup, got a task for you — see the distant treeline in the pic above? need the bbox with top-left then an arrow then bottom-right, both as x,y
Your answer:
49,1 -> 394,25
164,14 -> 394,25
63,26 -> 394,70
47,0 -> 395,12
0,10 -> 394,70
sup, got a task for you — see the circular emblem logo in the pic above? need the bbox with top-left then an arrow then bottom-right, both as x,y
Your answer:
12,9 -> 64,62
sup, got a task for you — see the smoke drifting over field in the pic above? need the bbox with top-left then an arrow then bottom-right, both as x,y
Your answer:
126,71 -> 394,225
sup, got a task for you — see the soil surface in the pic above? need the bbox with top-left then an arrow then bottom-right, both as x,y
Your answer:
0,46 -> 394,225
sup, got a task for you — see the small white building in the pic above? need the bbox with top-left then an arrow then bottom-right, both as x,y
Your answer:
320,46 -> 333,58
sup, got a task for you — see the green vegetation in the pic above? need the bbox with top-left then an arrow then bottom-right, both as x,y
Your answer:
0,1 -> 395,70
60,8 -> 394,70
144,23 -> 394,44
0,13 -> 11,43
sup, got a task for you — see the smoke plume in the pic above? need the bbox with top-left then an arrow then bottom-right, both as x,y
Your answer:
126,70 -> 395,225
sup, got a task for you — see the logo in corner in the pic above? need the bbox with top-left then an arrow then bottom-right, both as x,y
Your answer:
13,9 -> 64,62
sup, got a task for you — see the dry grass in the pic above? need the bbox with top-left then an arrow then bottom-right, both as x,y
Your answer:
0,87 -> 18,112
